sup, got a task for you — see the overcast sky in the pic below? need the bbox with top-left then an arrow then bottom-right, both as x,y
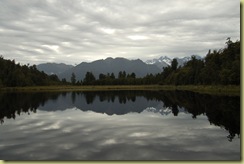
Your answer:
0,0 -> 240,65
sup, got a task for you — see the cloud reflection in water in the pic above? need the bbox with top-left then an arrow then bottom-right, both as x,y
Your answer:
0,107 -> 240,160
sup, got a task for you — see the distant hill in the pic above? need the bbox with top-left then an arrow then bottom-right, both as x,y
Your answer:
59,57 -> 162,81
37,63 -> 74,75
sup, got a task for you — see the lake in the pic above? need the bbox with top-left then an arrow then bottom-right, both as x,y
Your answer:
0,90 -> 240,160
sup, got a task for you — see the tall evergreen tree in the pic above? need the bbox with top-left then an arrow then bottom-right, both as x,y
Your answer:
71,72 -> 76,85
83,72 -> 96,85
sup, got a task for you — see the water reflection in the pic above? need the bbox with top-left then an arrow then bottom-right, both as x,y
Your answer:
0,90 -> 241,160
0,90 -> 240,142
0,92 -> 59,123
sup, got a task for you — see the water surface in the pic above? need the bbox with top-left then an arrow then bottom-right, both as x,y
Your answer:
0,91 -> 240,160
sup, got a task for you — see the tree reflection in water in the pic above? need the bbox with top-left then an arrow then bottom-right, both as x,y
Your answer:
0,90 -> 240,141
0,92 -> 60,124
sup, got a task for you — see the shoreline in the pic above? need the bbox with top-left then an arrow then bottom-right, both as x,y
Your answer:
0,85 -> 240,96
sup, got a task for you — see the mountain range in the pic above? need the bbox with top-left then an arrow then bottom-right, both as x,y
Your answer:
37,55 -> 202,81
59,57 -> 161,81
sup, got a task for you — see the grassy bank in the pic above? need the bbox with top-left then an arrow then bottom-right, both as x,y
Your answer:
0,85 -> 240,96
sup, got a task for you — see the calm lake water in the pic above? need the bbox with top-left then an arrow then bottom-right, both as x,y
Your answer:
0,90 -> 240,160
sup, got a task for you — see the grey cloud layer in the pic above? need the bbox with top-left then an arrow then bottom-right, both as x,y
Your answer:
0,0 -> 240,64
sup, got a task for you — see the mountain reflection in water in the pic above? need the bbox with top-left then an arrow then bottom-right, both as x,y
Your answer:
0,90 -> 240,160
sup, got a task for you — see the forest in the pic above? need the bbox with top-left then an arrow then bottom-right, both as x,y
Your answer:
0,38 -> 240,87
0,57 -> 60,87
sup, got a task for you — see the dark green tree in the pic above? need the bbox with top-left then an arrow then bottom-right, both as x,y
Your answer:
127,72 -> 136,79
71,72 -> 76,85
171,58 -> 178,71
99,73 -> 106,80
110,73 -> 115,79
83,72 -> 96,85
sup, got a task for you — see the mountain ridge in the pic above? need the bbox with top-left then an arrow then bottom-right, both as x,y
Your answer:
37,55 -> 203,81
58,57 -> 162,81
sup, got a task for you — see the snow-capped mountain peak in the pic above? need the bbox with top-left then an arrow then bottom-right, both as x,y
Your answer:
145,56 -> 172,65
158,56 -> 172,65
145,55 -> 202,69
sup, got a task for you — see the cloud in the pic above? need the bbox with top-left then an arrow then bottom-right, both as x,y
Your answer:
0,0 -> 240,64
